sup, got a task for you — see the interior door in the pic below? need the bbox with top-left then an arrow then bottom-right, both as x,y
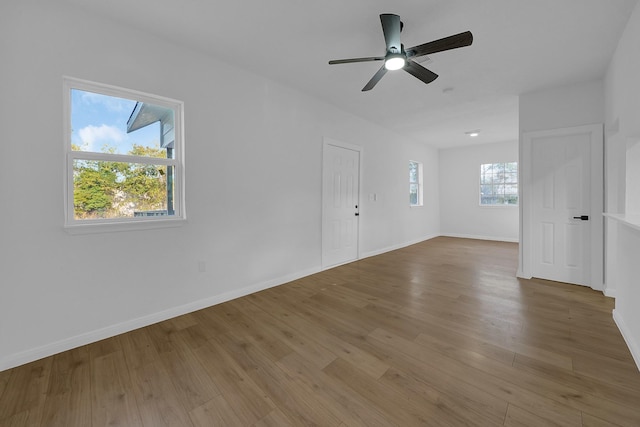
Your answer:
527,125 -> 603,287
322,141 -> 360,269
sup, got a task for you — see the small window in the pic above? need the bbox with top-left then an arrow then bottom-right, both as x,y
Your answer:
480,162 -> 518,206
409,160 -> 423,206
63,77 -> 185,231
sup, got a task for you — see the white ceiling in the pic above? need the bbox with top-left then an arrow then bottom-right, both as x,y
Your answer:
63,0 -> 637,148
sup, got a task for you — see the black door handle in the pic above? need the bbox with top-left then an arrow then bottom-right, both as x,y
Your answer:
355,213 -> 359,216
573,215 -> 589,220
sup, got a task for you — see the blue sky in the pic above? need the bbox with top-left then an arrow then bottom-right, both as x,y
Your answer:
71,89 -> 161,154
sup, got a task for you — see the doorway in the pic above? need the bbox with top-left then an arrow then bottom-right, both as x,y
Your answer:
322,139 -> 361,269
520,124 -> 603,289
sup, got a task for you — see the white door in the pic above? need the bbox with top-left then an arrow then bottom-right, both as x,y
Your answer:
525,125 -> 603,288
322,141 -> 360,269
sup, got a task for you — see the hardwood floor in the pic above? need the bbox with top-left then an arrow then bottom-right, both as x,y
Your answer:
1,237 -> 639,426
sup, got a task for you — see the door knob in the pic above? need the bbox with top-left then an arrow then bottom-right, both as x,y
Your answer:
573,215 -> 589,220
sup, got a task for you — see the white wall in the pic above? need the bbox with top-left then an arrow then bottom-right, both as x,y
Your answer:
604,0 -> 640,369
439,141 -> 519,242
0,1 -> 440,370
519,80 -> 605,133
359,138 -> 441,258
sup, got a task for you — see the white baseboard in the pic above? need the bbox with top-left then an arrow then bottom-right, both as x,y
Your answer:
440,233 -> 519,243
516,269 -> 532,279
603,284 -> 617,298
0,266 -> 320,372
613,309 -> 640,372
359,233 -> 440,260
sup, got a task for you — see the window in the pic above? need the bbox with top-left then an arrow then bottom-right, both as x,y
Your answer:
409,160 -> 423,206
63,77 -> 185,232
480,162 -> 518,205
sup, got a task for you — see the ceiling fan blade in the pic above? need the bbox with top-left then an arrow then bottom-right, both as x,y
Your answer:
362,65 -> 388,91
406,31 -> 473,58
380,13 -> 402,53
328,57 -> 384,65
403,60 -> 438,85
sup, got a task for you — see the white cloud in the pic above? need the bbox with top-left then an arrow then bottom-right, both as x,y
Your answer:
78,124 -> 125,152
81,91 -> 131,113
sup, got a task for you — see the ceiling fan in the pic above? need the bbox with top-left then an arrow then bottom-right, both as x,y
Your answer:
328,14 -> 473,91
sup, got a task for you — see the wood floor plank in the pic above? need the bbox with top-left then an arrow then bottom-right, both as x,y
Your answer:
245,291 -> 390,379
378,366 -> 503,426
323,357 -> 454,426
378,327 -> 640,426
129,360 -> 193,426
1,411 -> 31,427
262,285 -> 375,340
1,237 -> 639,426
193,339 -> 276,425
572,348 -> 640,393
363,331 -> 511,424
90,351 -> 142,427
0,368 -> 11,400
276,351 -> 393,427
367,328 -> 584,426
229,297 -> 338,369
0,358 -> 52,426
513,353 -> 640,410
504,403 -> 562,426
253,408 -> 296,427
199,299 -> 294,362
188,395 -> 244,426
157,333 -> 221,413
213,332 -> 344,426
118,327 -> 161,371
40,347 -> 91,427
581,412 -> 624,427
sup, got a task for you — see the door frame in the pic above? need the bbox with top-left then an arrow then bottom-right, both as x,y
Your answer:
321,137 -> 363,270
519,124 -> 604,290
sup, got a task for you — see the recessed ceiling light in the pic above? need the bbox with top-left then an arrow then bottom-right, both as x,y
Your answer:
465,130 -> 480,137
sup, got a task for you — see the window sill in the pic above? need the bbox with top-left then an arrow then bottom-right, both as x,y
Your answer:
64,218 -> 186,235
479,205 -> 519,208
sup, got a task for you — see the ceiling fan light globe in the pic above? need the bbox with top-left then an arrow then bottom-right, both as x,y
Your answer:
385,56 -> 405,70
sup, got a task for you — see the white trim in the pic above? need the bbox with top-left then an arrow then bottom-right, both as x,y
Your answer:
62,76 -> 186,231
0,266 -> 320,372
64,218 -> 187,235
516,269 -> 532,279
440,233 -> 519,243
68,151 -> 177,166
323,136 -> 362,153
613,309 -> 640,372
603,286 -> 616,298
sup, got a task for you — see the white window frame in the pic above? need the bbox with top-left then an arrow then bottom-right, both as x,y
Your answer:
63,77 -> 186,234
409,160 -> 423,207
479,162 -> 518,207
